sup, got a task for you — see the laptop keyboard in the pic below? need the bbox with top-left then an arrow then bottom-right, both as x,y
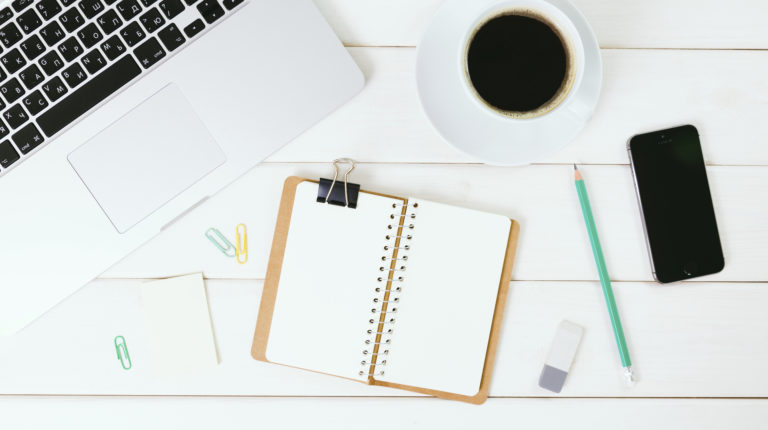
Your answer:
0,0 -> 245,173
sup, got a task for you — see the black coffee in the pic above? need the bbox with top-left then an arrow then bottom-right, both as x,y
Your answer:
467,13 -> 569,115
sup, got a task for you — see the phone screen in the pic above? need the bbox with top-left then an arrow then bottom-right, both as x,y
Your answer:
629,125 -> 724,283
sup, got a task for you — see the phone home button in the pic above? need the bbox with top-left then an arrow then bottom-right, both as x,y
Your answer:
683,262 -> 698,276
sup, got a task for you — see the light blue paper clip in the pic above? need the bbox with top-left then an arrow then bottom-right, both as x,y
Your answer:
205,228 -> 236,257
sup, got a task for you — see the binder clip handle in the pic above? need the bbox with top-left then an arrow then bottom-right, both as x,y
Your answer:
317,158 -> 360,209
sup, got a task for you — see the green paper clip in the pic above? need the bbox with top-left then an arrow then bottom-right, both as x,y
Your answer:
205,228 -> 236,257
114,335 -> 132,370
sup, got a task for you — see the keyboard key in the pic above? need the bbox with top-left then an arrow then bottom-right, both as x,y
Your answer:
61,62 -> 87,87
4,104 -> 29,129
0,66 -> 6,84
120,21 -> 144,46
222,0 -> 242,10
141,0 -> 158,5
196,0 -> 223,24
22,89 -> 47,115
0,139 -> 19,168
0,120 -> 9,138
36,0 -> 62,21
81,48 -> 105,73
184,0 -> 198,5
78,0 -> 104,19
60,7 -> 85,32
12,123 -> 43,153
134,36 -> 164,69
116,0 -> 142,20
1,48 -> 26,73
57,36 -> 83,61
38,50 -> 64,75
41,76 -> 68,101
37,55 -> 141,137
0,8 -> 14,27
39,21 -> 65,46
11,0 -> 34,13
159,0 -> 184,19
0,22 -> 23,47
157,23 -> 184,51
19,34 -> 45,60
96,9 -> 122,35
77,22 -> 103,48
61,0 -> 77,6
100,35 -> 126,60
139,8 -> 164,33
0,78 -> 25,104
16,8 -> 42,34
18,63 -> 45,89
183,18 -> 203,38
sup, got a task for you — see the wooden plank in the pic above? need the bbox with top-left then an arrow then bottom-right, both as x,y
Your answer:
267,48 -> 768,166
315,0 -> 768,49
499,281 -> 768,397
102,164 -> 768,283
1,279 -> 766,397
1,397 -> 767,430
0,280 -> 380,397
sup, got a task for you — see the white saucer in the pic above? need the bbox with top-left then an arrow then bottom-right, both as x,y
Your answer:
416,0 -> 602,166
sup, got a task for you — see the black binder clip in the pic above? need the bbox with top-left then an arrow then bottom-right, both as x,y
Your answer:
317,158 -> 360,209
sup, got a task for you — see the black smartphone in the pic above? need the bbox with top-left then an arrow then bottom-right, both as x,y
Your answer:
628,125 -> 724,283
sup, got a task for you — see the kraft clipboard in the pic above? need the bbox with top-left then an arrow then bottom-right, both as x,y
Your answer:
252,175 -> 519,404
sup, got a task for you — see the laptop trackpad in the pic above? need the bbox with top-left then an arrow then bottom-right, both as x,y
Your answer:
68,84 -> 226,233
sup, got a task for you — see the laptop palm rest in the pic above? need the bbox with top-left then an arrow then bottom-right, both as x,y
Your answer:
68,84 -> 226,233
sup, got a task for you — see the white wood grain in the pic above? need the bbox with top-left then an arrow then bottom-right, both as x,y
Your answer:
102,164 -> 767,283
314,0 -> 768,49
2,279 -> 766,397
266,48 -> 768,166
2,397 -> 766,430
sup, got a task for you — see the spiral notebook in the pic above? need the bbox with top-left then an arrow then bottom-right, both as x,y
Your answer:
251,177 -> 520,404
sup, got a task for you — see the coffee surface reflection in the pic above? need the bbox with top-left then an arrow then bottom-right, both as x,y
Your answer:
466,11 -> 575,119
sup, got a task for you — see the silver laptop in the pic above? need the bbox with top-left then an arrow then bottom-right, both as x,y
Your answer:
0,0 -> 363,334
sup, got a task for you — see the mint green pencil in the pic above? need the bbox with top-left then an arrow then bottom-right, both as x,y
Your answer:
574,164 -> 634,385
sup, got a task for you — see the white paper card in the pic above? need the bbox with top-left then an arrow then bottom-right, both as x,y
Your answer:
140,273 -> 218,376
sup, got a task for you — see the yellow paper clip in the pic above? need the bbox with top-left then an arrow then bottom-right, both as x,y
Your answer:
236,224 -> 247,264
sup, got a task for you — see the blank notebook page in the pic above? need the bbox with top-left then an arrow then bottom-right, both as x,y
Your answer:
266,181 -> 400,381
379,199 -> 511,396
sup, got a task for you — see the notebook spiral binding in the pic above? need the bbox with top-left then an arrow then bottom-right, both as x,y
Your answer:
360,201 -> 419,378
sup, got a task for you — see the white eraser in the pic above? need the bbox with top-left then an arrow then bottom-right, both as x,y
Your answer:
538,320 -> 584,393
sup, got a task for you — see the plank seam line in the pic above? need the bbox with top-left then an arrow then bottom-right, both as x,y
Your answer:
258,162 -> 768,168
94,277 -> 768,284
343,44 -> 768,52
0,394 -> 766,400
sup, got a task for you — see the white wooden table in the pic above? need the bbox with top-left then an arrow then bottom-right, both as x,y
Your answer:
1,1 -> 767,428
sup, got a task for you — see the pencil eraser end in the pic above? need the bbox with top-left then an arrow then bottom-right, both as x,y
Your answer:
624,366 -> 636,387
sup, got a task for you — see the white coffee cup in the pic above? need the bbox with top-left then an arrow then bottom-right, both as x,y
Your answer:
417,0 -> 601,166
